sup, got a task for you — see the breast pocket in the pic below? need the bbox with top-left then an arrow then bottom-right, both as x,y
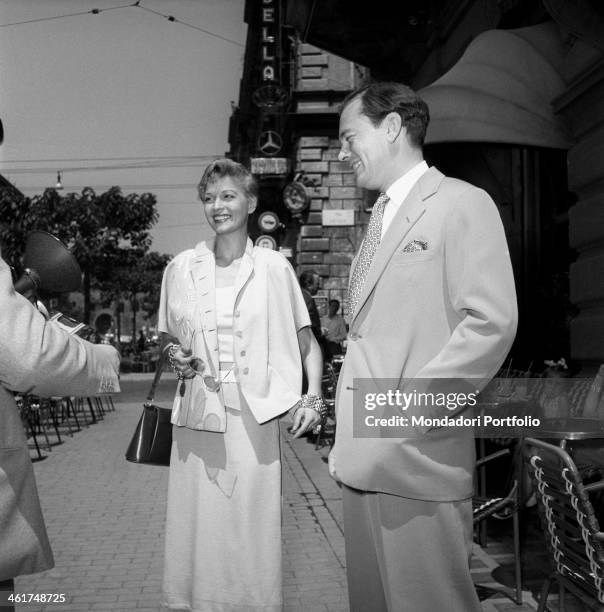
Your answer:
391,250 -> 436,265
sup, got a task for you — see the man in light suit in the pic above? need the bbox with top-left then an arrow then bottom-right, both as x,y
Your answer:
0,252 -> 120,610
329,81 -> 518,611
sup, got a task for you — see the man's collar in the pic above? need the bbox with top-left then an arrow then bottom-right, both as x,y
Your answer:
385,160 -> 429,203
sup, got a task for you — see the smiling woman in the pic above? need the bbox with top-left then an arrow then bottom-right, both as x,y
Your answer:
199,164 -> 257,239
157,158 -> 325,611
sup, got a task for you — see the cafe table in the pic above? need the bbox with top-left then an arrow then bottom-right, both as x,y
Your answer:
534,417 -> 604,450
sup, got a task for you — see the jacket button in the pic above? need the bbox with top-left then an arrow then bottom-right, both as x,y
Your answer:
349,332 -> 358,341
242,367 -> 249,375
240,350 -> 246,357
235,311 -> 241,318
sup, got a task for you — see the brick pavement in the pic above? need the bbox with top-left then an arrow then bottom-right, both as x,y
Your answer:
13,375 -> 540,611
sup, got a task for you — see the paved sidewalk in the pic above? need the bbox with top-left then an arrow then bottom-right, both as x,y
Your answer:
13,378 -> 349,612
13,377 -> 539,611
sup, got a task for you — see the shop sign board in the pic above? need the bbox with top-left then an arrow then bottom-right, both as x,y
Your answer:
250,157 -> 289,175
261,0 -> 276,81
255,235 -> 278,250
322,209 -> 355,226
258,211 -> 280,233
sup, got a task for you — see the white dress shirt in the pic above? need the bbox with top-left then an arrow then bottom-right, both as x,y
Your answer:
382,160 -> 429,238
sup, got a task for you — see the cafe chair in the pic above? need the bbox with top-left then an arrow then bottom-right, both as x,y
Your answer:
524,437 -> 604,611
473,447 -> 523,604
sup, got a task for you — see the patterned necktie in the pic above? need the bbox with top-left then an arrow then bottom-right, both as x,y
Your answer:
348,193 -> 389,316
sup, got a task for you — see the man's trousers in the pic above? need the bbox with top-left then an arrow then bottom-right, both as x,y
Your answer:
342,485 -> 482,612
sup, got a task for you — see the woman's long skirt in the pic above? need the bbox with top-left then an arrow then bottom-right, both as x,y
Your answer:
161,382 -> 282,612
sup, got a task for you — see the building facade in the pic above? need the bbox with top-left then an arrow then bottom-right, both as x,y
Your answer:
230,0 -> 604,371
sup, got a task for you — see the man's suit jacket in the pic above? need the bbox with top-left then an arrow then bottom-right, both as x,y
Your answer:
0,253 -> 119,581
332,166 -> 518,502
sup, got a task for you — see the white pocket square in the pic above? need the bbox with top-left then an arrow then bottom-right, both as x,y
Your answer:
402,239 -> 428,253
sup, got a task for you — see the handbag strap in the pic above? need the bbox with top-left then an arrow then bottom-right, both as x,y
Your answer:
146,346 -> 169,403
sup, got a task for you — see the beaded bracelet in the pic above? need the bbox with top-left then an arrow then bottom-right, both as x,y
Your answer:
167,344 -> 184,380
300,393 -> 328,421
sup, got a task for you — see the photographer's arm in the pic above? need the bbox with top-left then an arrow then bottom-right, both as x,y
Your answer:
0,255 -> 120,397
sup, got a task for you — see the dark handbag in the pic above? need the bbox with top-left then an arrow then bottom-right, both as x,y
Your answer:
125,352 -> 173,466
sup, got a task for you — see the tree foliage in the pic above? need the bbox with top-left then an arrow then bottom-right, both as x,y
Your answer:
96,249 -> 170,318
0,186 -> 169,323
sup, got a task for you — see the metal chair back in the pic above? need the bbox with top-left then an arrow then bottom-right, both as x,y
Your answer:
524,437 -> 604,611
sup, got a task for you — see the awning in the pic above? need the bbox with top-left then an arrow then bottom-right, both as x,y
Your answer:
284,0 -> 431,82
420,22 -> 573,149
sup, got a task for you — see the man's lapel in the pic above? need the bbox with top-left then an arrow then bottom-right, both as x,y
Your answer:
350,167 -> 444,324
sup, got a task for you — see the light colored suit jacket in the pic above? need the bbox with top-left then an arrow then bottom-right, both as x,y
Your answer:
0,253 -> 120,581
332,167 -> 518,501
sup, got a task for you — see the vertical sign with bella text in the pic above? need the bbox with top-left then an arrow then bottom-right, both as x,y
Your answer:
262,0 -> 277,81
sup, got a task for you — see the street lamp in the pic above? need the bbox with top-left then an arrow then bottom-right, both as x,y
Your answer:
55,171 -> 63,190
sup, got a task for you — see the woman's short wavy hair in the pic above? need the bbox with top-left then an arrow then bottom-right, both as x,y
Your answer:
197,158 -> 258,201
341,81 -> 430,148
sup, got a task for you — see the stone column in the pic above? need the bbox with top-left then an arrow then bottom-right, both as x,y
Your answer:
553,42 -> 604,366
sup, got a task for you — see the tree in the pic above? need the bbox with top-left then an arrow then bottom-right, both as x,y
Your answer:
95,249 -> 170,342
0,186 -> 167,323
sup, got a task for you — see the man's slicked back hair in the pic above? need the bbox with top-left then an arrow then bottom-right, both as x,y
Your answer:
341,81 -> 430,148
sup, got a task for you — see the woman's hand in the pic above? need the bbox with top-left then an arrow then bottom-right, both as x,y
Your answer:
290,404 -> 322,439
167,344 -> 205,380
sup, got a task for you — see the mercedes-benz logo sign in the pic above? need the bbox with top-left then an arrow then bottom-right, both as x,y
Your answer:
257,130 -> 282,156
